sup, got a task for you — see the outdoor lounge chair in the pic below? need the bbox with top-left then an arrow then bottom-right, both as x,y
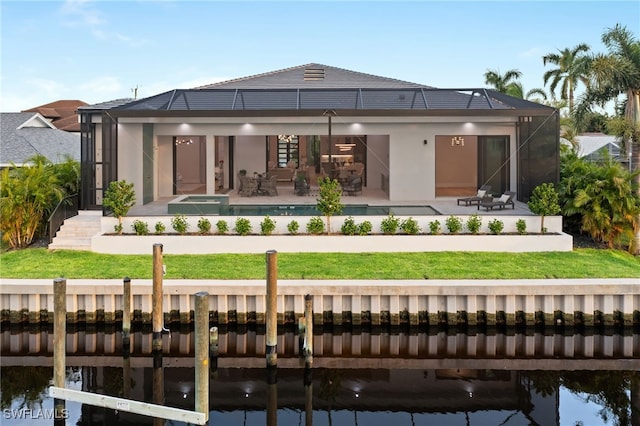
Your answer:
457,185 -> 492,206
478,191 -> 516,211
342,176 -> 362,196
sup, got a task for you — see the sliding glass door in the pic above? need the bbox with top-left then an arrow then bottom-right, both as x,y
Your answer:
478,136 -> 509,195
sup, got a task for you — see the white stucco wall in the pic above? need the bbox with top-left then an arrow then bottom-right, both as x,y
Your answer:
117,123 -> 144,203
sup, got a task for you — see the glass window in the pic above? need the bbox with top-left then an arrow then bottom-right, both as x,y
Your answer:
277,135 -> 299,167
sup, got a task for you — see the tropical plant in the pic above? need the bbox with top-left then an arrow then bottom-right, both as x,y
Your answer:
287,220 -> 300,235
306,216 -> 325,235
216,219 -> 229,235
260,215 -> 276,235
316,177 -> 344,234
197,217 -> 211,234
465,214 -> 482,234
171,214 -> 189,234
445,215 -> 463,234
542,43 -> 592,112
400,217 -> 420,235
528,183 -> 561,234
154,221 -> 166,235
516,219 -> 527,235
573,24 -> 640,253
559,152 -> 640,250
103,180 -> 136,234
483,68 -> 523,97
132,219 -> 149,235
488,219 -> 504,235
0,155 -> 66,248
234,217 -> 252,236
380,214 -> 400,235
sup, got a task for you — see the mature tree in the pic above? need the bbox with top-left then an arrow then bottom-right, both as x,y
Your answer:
574,24 -> 640,253
484,68 -> 523,97
543,43 -> 591,112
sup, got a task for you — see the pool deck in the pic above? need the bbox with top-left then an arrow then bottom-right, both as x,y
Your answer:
129,186 -> 534,217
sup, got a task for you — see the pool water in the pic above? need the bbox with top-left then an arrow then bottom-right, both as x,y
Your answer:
219,204 -> 440,216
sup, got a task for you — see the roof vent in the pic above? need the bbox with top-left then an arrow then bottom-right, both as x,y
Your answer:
304,68 -> 325,81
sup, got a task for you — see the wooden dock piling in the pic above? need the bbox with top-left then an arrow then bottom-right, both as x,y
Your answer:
152,244 -> 163,352
194,292 -> 210,423
53,278 -> 66,422
266,250 -> 277,368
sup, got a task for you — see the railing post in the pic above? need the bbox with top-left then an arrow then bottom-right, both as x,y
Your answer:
266,250 -> 278,368
53,278 -> 66,422
152,244 -> 164,352
304,294 -> 313,368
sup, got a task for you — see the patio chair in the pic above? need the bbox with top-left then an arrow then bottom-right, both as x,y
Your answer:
478,191 -> 516,211
260,174 -> 278,196
342,176 -> 362,196
457,185 -> 492,206
239,175 -> 259,197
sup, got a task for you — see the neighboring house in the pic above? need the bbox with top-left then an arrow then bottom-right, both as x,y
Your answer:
576,133 -> 626,164
0,112 -> 80,168
77,63 -> 559,210
23,100 -> 88,133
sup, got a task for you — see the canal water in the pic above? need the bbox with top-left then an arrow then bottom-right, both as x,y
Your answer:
1,326 -> 638,425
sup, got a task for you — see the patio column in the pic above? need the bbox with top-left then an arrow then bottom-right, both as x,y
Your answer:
205,135 -> 216,194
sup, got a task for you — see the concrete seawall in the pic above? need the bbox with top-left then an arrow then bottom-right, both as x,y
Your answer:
1,278 -> 638,328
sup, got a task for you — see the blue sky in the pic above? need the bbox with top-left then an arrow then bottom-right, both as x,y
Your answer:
1,0 -> 638,112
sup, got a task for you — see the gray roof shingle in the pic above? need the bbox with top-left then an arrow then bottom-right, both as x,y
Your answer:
1,112 -> 80,166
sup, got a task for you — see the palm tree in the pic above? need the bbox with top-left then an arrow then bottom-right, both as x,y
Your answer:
574,24 -> 640,253
484,68 -> 523,97
543,43 -> 591,113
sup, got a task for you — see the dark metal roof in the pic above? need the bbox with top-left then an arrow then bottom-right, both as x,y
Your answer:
113,88 -> 551,113
82,64 -> 555,116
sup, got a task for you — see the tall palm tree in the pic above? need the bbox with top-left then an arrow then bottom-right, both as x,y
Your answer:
574,24 -> 640,253
484,68 -> 523,97
543,43 -> 591,113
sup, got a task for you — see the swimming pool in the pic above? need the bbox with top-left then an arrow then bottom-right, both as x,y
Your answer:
218,204 -> 439,216
168,195 -> 439,216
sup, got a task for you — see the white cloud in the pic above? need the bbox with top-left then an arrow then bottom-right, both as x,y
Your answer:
520,47 -> 544,59
60,0 -> 106,28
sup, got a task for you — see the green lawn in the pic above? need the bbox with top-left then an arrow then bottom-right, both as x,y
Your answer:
0,248 -> 638,279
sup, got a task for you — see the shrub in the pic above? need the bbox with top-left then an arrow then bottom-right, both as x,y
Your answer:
428,220 -> 442,235
154,221 -> 166,235
488,219 -> 504,235
171,214 -> 189,234
234,217 -> 252,236
306,216 -> 325,235
445,215 -> 463,234
260,215 -> 276,235
466,214 -> 482,234
197,217 -> 211,234
287,220 -> 300,235
380,214 -> 400,235
400,217 -> 420,235
358,220 -> 372,236
132,219 -> 149,235
516,219 -> 527,235
215,219 -> 229,235
341,216 -> 358,236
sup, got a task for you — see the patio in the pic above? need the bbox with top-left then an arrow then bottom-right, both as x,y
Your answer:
128,183 -> 535,217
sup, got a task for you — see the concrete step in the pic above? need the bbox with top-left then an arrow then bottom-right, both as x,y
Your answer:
49,212 -> 102,251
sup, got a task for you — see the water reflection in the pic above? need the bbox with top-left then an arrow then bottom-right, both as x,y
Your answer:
1,327 -> 639,425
